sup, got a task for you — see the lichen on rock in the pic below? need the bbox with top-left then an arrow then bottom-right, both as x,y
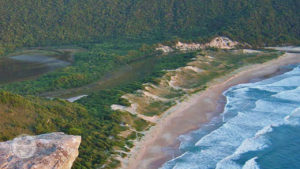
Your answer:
0,132 -> 81,169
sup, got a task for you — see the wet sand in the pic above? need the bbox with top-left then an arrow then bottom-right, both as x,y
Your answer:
121,52 -> 300,169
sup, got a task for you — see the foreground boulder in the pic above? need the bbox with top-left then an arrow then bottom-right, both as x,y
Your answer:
0,132 -> 81,169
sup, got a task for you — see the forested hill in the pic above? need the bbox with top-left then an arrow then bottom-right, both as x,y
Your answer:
0,0 -> 299,53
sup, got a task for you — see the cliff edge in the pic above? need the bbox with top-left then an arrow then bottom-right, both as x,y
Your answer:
0,132 -> 81,169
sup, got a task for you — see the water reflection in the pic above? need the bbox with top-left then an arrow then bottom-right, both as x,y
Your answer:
0,54 -> 70,84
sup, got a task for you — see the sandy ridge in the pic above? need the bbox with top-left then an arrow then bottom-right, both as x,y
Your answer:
121,52 -> 300,169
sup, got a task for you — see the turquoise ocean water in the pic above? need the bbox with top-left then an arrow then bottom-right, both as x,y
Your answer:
161,64 -> 300,169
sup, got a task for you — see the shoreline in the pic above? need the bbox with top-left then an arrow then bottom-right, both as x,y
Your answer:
121,52 -> 300,169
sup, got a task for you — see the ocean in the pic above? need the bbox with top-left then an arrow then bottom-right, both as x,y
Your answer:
161,64 -> 300,169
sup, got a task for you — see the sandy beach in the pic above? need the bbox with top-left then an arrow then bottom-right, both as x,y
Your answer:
121,52 -> 300,169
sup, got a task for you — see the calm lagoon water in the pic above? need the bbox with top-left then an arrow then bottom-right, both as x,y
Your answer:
161,64 -> 300,169
0,54 -> 70,84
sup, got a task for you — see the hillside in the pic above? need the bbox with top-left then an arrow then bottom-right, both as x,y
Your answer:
0,0 -> 299,168
0,0 -> 299,54
0,46 -> 284,168
0,90 -> 150,168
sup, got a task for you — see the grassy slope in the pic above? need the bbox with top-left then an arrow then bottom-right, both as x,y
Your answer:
120,49 -> 283,117
0,41 -> 155,95
0,42 -> 196,168
0,89 -> 152,168
0,41 -> 284,168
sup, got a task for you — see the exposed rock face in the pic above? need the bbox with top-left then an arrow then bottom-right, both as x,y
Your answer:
156,45 -> 174,53
205,36 -> 239,49
0,132 -> 81,169
175,36 -> 240,51
175,41 -> 203,51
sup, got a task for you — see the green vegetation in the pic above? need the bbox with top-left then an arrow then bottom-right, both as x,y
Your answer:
0,0 -> 296,168
74,49 -> 194,168
0,41 -> 155,95
0,90 -> 126,168
0,0 -> 299,54
0,43 -> 195,168
143,100 -> 175,116
120,49 -> 283,120
0,46 -> 284,168
0,33 -> 284,168
188,50 -> 283,88
0,89 -> 151,168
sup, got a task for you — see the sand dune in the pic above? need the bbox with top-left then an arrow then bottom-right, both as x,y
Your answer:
121,52 -> 300,169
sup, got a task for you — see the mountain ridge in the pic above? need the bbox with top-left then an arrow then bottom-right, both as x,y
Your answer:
0,0 -> 299,54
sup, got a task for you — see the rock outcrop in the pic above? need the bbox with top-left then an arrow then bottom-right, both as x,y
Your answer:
155,45 -> 174,53
175,36 -> 240,51
175,41 -> 203,51
0,132 -> 81,169
155,36 -> 240,53
205,36 -> 239,49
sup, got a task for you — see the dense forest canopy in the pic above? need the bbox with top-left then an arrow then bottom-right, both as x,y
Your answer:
0,0 -> 299,53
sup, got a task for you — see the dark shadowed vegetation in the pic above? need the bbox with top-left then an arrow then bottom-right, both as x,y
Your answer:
0,0 -> 299,55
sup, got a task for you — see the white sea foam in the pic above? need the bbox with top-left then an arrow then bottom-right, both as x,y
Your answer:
262,76 -> 300,87
161,65 -> 300,169
253,99 -> 296,115
273,86 -> 300,102
215,125 -> 273,169
215,103 -> 300,169
284,107 -> 300,126
253,86 -> 287,93
178,116 -> 223,149
242,157 -> 260,169
255,125 -> 273,137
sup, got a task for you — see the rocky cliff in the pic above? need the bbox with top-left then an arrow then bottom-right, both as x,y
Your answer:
205,37 -> 239,49
155,45 -> 174,53
0,132 -> 81,169
175,37 -> 240,51
157,37 -> 240,53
